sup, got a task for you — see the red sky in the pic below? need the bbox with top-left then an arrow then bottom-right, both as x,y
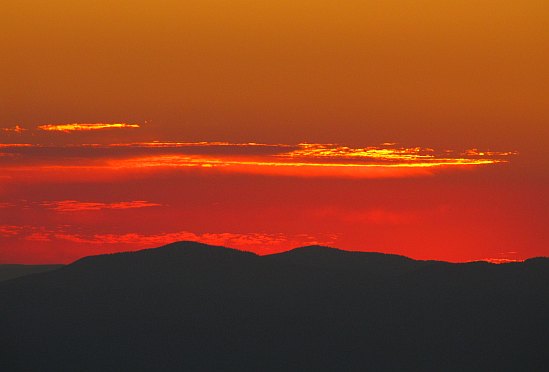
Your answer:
1,1 -> 548,263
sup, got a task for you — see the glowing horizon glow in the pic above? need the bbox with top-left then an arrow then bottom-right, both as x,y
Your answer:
2,0 -> 547,265
37,123 -> 141,132
481,258 -> 522,264
0,139 -> 528,264
0,221 -> 531,264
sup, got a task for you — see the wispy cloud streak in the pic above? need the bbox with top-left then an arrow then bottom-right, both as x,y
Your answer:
0,141 -> 516,179
37,123 -> 140,132
1,125 -> 26,133
0,224 -> 338,255
52,231 -> 337,251
40,200 -> 162,212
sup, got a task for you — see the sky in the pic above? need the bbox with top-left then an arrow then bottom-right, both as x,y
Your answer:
1,0 -> 548,263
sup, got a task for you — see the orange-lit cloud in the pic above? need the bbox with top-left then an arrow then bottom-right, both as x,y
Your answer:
0,141 -> 516,180
53,230 -> 337,253
1,125 -> 26,133
24,232 -> 52,242
106,155 -> 437,178
104,142 -> 515,178
4,224 -> 338,256
481,258 -> 521,264
282,143 -> 515,166
479,251 -> 522,264
40,200 -> 163,212
4,222 -> 527,263
0,225 -> 23,236
110,141 -> 289,148
37,123 -> 140,132
100,142 -> 515,166
0,143 -> 33,147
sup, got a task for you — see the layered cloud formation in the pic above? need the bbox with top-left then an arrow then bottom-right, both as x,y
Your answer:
0,141 -> 515,180
1,130 -> 537,265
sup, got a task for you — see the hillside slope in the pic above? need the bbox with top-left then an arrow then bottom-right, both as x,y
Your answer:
1,241 -> 548,371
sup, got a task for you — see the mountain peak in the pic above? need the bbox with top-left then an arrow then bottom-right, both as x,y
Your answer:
69,240 -> 257,269
155,240 -> 249,253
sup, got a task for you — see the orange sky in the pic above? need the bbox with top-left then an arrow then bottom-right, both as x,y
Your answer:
1,1 -> 548,263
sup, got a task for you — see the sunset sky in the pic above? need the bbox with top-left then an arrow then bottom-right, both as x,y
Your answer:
1,0 -> 548,263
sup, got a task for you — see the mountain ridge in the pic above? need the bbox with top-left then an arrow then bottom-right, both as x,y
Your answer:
1,240 -> 548,370
35,240 -> 549,267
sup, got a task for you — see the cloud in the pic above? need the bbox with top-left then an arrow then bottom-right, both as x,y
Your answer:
40,200 -> 163,212
480,251 -> 521,264
0,225 -> 23,236
3,225 -> 338,255
101,142 -> 516,179
37,123 -> 140,132
282,143 -> 515,166
1,125 -> 26,133
53,231 -> 338,252
24,232 -> 52,242
0,141 -> 516,179
480,258 -> 521,264
0,143 -> 33,147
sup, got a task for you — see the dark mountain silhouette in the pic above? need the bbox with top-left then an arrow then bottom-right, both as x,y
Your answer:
0,264 -> 63,282
1,241 -> 548,371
